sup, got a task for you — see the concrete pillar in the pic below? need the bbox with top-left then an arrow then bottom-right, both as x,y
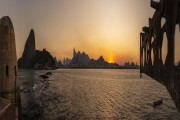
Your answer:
0,16 -> 19,104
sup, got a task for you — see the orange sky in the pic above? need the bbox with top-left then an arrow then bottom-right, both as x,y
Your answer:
0,0 -> 179,64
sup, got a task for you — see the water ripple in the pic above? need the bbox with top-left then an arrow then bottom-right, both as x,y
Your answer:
20,69 -> 180,120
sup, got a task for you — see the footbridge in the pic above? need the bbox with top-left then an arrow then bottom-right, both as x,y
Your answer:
140,0 -> 180,112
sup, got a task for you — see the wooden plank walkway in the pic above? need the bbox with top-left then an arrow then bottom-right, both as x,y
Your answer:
0,98 -> 16,120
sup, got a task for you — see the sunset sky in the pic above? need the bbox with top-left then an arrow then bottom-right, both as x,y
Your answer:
0,0 -> 179,64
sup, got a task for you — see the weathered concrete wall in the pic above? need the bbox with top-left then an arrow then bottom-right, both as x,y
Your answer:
140,0 -> 180,112
0,98 -> 15,120
0,16 -> 19,103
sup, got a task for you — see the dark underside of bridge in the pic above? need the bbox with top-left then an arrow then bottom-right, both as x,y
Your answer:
140,0 -> 180,112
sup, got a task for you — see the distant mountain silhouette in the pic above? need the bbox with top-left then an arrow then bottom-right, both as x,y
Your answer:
63,58 -> 71,67
18,30 -> 139,70
54,57 -> 63,68
70,48 -> 90,67
61,48 -> 140,69
69,49 -> 119,68
121,62 -> 139,69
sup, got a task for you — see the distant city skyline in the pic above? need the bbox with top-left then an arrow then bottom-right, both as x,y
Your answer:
0,0 -> 179,64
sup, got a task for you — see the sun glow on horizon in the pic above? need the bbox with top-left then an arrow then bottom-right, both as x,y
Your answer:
2,0 -> 168,65
108,56 -> 114,63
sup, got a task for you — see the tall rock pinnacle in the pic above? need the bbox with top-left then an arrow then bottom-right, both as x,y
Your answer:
18,29 -> 36,68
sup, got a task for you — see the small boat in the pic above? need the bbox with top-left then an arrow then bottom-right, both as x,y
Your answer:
153,99 -> 163,107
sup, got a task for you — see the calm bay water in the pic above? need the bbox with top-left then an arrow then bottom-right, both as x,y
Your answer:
19,69 -> 180,120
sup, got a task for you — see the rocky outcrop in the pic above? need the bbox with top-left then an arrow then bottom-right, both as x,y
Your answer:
18,29 -> 36,68
32,49 -> 56,70
18,30 -> 56,70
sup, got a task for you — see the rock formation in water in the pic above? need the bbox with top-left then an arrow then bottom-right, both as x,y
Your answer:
33,49 -> 56,70
18,29 -> 36,68
18,30 -> 56,69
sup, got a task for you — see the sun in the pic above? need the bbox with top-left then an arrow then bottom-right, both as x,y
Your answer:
108,56 -> 114,63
